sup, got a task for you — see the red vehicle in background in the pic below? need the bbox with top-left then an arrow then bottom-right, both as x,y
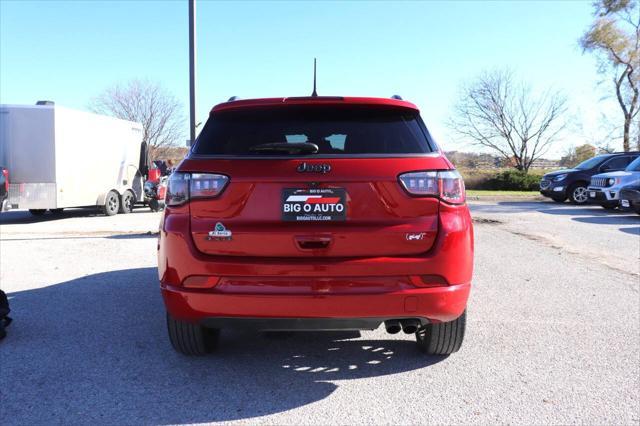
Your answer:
158,96 -> 473,356
144,168 -> 168,212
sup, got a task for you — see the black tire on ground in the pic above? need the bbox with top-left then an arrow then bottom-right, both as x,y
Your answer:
551,196 -> 566,203
119,190 -> 135,214
600,203 -> 617,210
568,183 -> 589,205
103,191 -> 120,216
29,209 -> 46,216
149,198 -> 160,212
416,310 -> 466,355
167,313 -> 219,356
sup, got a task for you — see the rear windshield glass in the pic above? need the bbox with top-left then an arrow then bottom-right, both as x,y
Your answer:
192,106 -> 434,156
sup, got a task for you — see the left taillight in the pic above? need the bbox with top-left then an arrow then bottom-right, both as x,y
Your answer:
166,172 -> 229,206
399,170 -> 466,205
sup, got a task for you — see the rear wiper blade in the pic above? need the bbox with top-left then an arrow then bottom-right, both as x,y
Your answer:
248,142 -> 319,155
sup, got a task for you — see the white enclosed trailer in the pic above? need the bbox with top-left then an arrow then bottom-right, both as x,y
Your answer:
0,103 -> 145,215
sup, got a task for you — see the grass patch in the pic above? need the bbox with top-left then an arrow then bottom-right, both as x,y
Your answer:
467,190 -> 540,197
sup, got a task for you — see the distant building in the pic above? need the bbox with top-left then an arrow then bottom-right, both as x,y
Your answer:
529,158 -> 560,169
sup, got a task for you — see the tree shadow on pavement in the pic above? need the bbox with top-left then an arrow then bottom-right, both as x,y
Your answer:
619,226 -> 640,236
0,268 -> 445,425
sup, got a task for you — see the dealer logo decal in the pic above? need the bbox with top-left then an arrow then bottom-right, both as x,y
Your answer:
207,222 -> 232,241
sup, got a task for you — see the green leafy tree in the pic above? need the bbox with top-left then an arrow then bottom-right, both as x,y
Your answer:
581,0 -> 640,151
560,144 -> 597,167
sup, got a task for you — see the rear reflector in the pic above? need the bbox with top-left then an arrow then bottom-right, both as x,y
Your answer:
182,275 -> 221,288
409,275 -> 449,288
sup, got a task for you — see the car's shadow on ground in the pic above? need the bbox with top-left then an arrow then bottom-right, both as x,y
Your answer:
1,267 -> 444,424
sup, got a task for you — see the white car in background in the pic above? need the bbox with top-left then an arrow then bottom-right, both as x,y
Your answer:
587,156 -> 640,210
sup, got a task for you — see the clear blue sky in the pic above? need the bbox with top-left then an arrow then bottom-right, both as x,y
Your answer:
0,0 -> 614,157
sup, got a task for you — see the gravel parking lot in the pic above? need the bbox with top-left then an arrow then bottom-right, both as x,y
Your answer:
0,201 -> 638,425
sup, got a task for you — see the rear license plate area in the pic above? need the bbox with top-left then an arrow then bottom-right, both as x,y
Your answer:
282,188 -> 347,221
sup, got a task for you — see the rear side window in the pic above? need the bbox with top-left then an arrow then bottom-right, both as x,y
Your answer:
193,106 -> 434,156
626,156 -> 640,171
602,156 -> 632,171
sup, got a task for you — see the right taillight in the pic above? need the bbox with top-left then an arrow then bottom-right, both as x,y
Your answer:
399,170 -> 466,204
166,172 -> 229,206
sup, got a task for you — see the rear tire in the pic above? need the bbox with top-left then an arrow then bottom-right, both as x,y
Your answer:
119,190 -> 135,214
103,191 -> 120,216
29,209 -> 46,216
568,183 -> 589,205
416,311 -> 466,355
166,313 -> 219,356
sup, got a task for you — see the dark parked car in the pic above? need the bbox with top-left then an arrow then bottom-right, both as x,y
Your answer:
620,185 -> 640,215
540,152 -> 640,204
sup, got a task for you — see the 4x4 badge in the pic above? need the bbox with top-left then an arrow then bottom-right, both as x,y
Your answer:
406,232 -> 425,241
207,222 -> 232,241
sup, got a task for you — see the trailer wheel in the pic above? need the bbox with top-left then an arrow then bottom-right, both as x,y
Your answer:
103,191 -> 120,216
119,190 -> 135,214
29,209 -> 46,216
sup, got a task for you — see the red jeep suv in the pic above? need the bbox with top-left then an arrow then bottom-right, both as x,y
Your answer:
158,96 -> 473,356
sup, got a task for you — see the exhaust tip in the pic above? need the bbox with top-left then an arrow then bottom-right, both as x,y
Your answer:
401,319 -> 420,334
384,320 -> 401,334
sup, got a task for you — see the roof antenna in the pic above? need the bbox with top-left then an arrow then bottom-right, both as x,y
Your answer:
311,58 -> 318,97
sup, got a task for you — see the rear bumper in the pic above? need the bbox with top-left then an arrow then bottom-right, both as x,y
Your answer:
158,203 -> 474,326
162,282 -> 471,325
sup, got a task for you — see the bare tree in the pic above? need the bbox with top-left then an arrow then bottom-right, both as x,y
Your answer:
448,70 -> 568,173
90,79 -> 184,159
580,0 -> 639,152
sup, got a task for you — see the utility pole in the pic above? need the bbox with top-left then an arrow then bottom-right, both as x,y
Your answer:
188,0 -> 196,145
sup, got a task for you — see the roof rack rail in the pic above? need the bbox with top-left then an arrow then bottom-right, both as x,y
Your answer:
391,95 -> 403,100
227,96 -> 240,102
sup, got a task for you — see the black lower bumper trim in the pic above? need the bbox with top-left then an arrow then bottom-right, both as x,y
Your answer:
200,317 -> 428,331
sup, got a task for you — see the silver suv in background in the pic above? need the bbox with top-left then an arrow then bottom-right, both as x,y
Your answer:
587,156 -> 640,210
